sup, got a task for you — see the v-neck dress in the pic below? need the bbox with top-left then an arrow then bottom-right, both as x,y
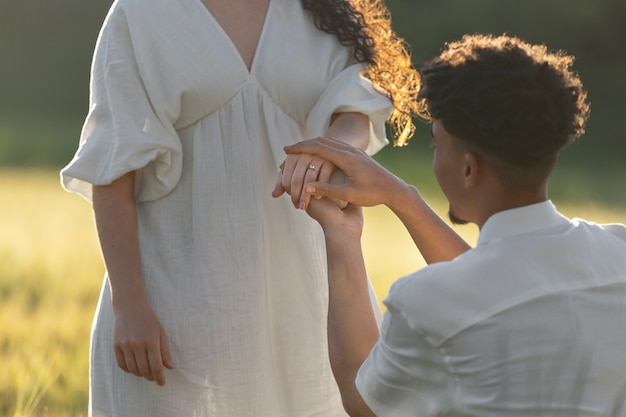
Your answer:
61,0 -> 391,415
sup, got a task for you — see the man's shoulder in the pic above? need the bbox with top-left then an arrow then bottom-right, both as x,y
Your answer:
586,220 -> 626,241
384,254 -> 495,346
569,217 -> 626,259
384,219 -> 626,346
387,247 -> 496,301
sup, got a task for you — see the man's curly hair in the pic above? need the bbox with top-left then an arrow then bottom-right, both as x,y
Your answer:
302,0 -> 425,146
417,34 -> 590,185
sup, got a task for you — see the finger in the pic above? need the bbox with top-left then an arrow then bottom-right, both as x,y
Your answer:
133,346 -> 154,381
305,194 -> 347,224
317,161 -> 334,184
121,346 -> 141,377
147,346 -> 165,386
288,145 -> 352,176
327,168 -> 348,208
284,138 -> 356,167
305,181 -> 350,204
280,158 -> 297,196
299,161 -> 322,210
114,346 -> 129,373
290,158 -> 313,208
271,170 -> 285,198
160,329 -> 174,370
305,193 -> 336,217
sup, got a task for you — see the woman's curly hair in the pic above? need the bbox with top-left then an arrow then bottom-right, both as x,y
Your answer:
418,34 -> 590,183
302,0 -> 425,146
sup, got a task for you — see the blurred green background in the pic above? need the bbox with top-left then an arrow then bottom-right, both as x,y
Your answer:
1,0 -> 625,209
381,0 -> 626,209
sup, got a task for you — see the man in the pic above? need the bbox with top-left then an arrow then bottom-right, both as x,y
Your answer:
281,34 -> 626,416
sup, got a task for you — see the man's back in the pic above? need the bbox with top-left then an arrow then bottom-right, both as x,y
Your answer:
358,202 -> 626,416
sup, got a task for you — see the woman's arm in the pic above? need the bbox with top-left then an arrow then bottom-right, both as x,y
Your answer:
326,112 -> 370,150
92,171 -> 173,386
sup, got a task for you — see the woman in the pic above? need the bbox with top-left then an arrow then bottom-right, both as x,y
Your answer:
61,0 -> 420,415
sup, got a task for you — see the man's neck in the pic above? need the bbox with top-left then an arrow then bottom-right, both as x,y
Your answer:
474,186 -> 548,230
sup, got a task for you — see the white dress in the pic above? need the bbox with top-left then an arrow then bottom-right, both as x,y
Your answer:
61,0 -> 391,415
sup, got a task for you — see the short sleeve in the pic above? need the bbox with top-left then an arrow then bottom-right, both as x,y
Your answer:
601,223 -> 626,242
355,304 -> 454,417
60,4 -> 182,203
306,64 -> 392,156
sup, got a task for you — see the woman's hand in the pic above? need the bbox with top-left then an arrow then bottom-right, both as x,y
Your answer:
272,138 -> 337,210
113,300 -> 174,386
273,112 -> 370,209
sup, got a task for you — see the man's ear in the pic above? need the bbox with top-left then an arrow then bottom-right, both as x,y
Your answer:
463,152 -> 481,189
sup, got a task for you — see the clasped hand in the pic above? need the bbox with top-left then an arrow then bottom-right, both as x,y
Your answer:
272,141 -> 338,211
281,136 -> 405,209
272,137 -> 373,233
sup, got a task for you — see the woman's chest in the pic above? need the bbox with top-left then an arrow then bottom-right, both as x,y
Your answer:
134,0 -> 352,126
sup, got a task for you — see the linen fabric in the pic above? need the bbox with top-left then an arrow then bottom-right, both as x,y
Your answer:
61,0 -> 391,415
357,201 -> 626,417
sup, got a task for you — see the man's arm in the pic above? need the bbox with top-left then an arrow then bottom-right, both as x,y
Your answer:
306,198 -> 378,417
284,137 -> 471,264
387,183 -> 470,264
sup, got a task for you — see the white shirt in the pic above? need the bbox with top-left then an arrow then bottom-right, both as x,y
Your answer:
60,0 -> 390,415
357,201 -> 626,417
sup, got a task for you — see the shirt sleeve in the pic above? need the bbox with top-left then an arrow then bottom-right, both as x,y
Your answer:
355,303 -> 454,417
306,64 -> 392,156
601,222 -> 626,242
60,4 -> 182,203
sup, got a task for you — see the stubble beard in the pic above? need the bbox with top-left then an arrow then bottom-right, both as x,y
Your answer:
448,209 -> 469,226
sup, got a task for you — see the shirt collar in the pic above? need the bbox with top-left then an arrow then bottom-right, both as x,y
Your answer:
477,200 -> 570,246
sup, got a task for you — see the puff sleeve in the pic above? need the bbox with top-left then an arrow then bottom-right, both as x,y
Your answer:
60,4 -> 182,203
306,64 -> 393,156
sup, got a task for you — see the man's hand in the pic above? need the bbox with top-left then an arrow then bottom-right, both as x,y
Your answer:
305,196 -> 363,239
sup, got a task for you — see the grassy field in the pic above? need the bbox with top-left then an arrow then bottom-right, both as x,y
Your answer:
0,167 -> 624,416
0,170 -> 101,417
